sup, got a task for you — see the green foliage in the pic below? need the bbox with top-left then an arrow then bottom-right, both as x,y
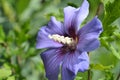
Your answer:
90,64 -> 113,71
0,67 -> 12,79
0,25 -> 5,43
0,64 -> 15,80
16,0 -> 30,14
0,0 -> 120,80
102,0 -> 120,27
7,76 -> 15,80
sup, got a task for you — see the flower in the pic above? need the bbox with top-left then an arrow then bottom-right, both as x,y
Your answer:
36,0 -> 103,80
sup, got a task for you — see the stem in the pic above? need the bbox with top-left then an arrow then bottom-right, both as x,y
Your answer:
88,69 -> 91,80
87,52 -> 91,80
96,2 -> 104,16
116,72 -> 120,80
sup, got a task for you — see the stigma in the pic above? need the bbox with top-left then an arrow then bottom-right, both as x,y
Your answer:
48,34 -> 74,45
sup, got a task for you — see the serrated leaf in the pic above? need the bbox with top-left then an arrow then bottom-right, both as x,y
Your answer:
90,64 -> 113,71
101,0 -> 120,37
113,32 -> 120,39
103,0 -> 120,26
100,37 -> 110,50
110,45 -> 120,59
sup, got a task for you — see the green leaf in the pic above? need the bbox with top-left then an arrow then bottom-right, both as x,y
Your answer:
75,76 -> 83,80
76,71 -> 88,80
0,68 -> 12,79
101,0 -> 114,6
100,37 -> 110,50
103,0 -> 120,26
16,0 -> 30,14
86,0 -> 101,21
0,25 -> 5,43
110,45 -> 120,60
113,32 -> 120,39
1,0 -> 16,22
7,76 -> 15,80
102,0 -> 120,36
90,64 -> 113,71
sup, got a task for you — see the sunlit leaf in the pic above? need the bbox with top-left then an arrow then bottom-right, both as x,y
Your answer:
90,64 -> 114,71
110,45 -> 120,60
7,76 -> 15,80
0,68 -> 12,79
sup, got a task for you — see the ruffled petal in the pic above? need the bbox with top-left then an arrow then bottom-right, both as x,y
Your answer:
64,6 -> 76,36
61,51 -> 89,80
46,16 -> 65,35
64,0 -> 89,37
77,16 -> 103,52
41,49 -> 64,80
36,27 -> 63,49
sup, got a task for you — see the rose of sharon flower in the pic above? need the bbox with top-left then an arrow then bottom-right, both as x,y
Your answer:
36,0 -> 103,80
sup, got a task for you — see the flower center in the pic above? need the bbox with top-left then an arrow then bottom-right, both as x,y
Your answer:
48,34 -> 74,45
48,34 -> 77,51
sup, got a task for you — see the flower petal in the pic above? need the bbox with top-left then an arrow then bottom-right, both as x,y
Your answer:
61,51 -> 89,80
36,26 -> 63,49
46,16 -> 65,35
40,49 -> 64,80
77,17 -> 103,52
77,37 -> 100,52
78,16 -> 103,37
77,52 -> 89,72
64,0 -> 89,36
74,0 -> 89,29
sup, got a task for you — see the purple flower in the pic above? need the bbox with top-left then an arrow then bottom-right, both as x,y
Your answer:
36,0 -> 103,80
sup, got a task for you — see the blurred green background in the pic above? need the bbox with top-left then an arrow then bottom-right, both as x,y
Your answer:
0,0 -> 120,80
